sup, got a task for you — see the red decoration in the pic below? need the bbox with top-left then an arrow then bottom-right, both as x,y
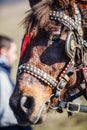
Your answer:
82,67 -> 87,97
82,67 -> 87,82
84,4 -> 87,10
20,30 -> 35,58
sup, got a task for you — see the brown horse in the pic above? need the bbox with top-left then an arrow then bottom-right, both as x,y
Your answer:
10,0 -> 87,125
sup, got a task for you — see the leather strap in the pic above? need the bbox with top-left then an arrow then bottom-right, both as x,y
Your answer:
58,100 -> 87,113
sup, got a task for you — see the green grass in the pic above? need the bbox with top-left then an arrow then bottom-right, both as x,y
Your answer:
0,1 -> 87,130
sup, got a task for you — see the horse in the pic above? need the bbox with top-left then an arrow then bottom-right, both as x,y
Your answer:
10,0 -> 87,125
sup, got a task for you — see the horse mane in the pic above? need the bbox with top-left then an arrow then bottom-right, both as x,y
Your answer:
22,0 -> 75,33
22,1 -> 52,33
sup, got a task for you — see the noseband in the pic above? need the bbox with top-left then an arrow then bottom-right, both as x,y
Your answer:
18,3 -> 87,114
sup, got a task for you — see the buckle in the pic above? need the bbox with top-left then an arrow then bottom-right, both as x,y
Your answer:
57,78 -> 68,91
57,74 -> 70,91
67,102 -> 80,113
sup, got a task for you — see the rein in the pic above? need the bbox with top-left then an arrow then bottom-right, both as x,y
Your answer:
18,3 -> 87,115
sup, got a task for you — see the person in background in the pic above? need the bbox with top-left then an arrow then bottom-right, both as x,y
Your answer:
0,35 -> 32,130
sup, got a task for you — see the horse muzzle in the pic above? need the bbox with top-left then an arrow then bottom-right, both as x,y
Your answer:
10,93 -> 49,125
9,94 -> 34,124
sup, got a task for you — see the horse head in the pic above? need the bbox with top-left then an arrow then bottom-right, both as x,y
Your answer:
10,0 -> 87,125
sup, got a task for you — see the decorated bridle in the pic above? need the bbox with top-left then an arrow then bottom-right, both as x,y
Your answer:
18,2 -> 87,114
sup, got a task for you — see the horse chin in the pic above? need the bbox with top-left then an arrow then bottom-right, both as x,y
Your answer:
17,116 -> 46,126
28,115 -> 47,125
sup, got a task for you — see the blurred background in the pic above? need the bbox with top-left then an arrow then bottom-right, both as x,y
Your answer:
0,0 -> 87,130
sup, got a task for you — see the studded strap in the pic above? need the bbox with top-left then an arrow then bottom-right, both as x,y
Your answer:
18,63 -> 58,88
50,4 -> 83,36
82,67 -> 87,82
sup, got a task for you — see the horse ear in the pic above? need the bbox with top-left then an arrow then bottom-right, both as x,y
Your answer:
28,0 -> 41,7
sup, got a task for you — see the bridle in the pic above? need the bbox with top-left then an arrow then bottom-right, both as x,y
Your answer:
18,3 -> 87,115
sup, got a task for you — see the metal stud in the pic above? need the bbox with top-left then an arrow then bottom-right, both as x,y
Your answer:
59,77 -> 62,80
61,74 -> 64,77
63,70 -> 66,74
47,82 -> 50,85
27,71 -> 30,74
65,67 -> 68,71
43,73 -> 47,79
67,64 -> 70,68
38,76 -> 41,79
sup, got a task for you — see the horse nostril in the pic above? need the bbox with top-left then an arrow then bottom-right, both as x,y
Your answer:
20,96 -> 34,114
